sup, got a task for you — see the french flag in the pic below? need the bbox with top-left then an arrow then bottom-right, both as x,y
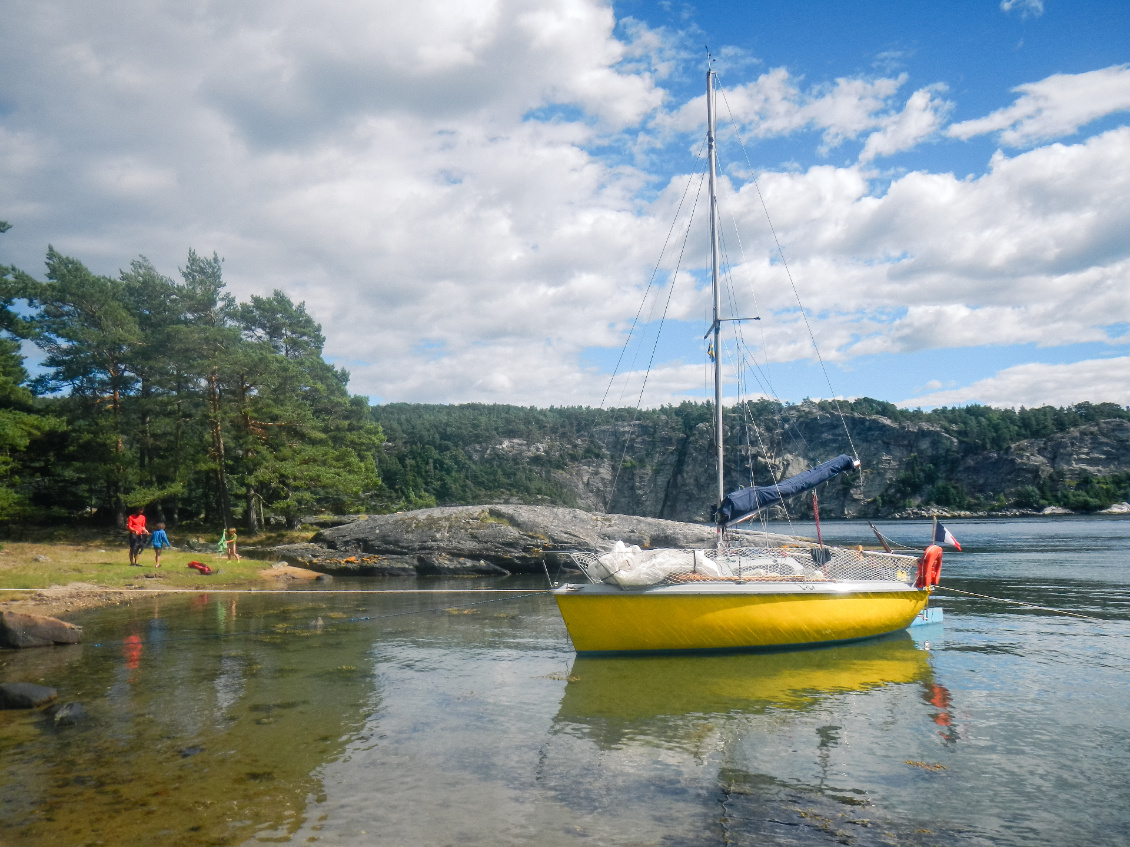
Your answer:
932,520 -> 961,551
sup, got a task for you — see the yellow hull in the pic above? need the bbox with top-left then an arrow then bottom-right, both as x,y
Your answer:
555,584 -> 929,654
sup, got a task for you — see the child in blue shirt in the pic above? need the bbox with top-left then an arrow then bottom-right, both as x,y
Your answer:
151,523 -> 171,568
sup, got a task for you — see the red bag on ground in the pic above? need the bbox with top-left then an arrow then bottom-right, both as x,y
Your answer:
187,561 -> 213,575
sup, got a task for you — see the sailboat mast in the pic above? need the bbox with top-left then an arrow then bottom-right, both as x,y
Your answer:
707,69 -> 724,506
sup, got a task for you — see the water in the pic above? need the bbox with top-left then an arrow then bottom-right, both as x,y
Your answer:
2,517 -> 1129,846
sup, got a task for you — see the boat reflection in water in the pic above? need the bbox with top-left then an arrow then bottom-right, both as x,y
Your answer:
543,622 -> 964,843
555,630 -> 938,740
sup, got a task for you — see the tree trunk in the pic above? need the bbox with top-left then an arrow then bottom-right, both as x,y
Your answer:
237,373 -> 260,534
246,484 -> 260,533
171,373 -> 185,528
208,371 -> 234,528
140,376 -> 152,483
285,485 -> 298,529
111,376 -> 127,529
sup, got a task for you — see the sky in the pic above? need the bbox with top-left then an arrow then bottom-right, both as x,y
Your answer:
1,0 -> 1129,411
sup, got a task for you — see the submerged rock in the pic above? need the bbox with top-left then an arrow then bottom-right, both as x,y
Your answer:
0,611 -> 83,649
51,702 -> 87,726
414,553 -> 510,576
260,562 -> 332,582
0,682 -> 58,709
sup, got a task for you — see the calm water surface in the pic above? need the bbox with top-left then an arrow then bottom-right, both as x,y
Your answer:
2,517 -> 1129,846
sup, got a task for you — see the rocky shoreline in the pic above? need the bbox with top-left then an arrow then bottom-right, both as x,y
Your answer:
892,502 -> 1130,519
251,502 -> 1130,577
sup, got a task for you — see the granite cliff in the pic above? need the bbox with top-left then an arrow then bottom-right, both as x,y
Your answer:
373,402 -> 1130,521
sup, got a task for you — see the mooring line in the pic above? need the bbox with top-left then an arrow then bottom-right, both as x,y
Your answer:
934,586 -> 1114,622
0,587 -> 551,595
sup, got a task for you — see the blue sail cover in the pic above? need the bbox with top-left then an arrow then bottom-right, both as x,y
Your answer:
713,454 -> 859,526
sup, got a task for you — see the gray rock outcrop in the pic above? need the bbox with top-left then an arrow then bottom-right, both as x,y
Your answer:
0,611 -> 83,649
268,504 -> 803,576
434,406 -> 965,522
959,420 -> 1130,496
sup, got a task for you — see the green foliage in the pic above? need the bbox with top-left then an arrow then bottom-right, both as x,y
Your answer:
1011,471 -> 1130,512
920,402 -> 1130,453
928,481 -> 967,509
0,224 -> 63,518
8,243 -> 383,529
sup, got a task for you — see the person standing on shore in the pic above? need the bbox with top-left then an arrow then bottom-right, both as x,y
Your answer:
151,523 -> 170,568
127,509 -> 149,566
226,527 -> 240,561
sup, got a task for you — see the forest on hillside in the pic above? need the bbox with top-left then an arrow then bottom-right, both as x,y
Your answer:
2,222 -> 1129,527
371,399 -> 1130,516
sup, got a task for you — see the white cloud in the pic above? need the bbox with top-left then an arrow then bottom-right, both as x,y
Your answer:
2,2 -> 1130,411
859,87 -> 950,162
667,68 -> 910,153
665,70 -> 947,163
948,65 -> 1130,146
703,126 -> 1130,370
900,357 -> 1130,409
0,0 -> 673,408
1000,0 -> 1044,18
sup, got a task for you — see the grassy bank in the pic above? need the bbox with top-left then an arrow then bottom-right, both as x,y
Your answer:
0,532 -> 313,618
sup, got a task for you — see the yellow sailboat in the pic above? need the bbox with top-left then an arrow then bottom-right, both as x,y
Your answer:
554,540 -> 933,654
553,69 -> 938,655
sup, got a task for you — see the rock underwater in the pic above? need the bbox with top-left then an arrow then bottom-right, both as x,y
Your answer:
0,611 -> 83,649
0,682 -> 58,709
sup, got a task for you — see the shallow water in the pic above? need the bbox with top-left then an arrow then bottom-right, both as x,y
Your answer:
2,517 -> 1129,846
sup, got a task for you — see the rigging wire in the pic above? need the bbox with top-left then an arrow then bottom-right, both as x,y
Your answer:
715,82 -> 862,471
711,141 -> 819,478
714,216 -> 792,532
712,175 -> 802,534
718,193 -> 815,461
599,137 -> 708,411
603,168 -> 709,511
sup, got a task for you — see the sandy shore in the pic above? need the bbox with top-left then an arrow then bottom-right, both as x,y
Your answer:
0,582 -> 139,619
